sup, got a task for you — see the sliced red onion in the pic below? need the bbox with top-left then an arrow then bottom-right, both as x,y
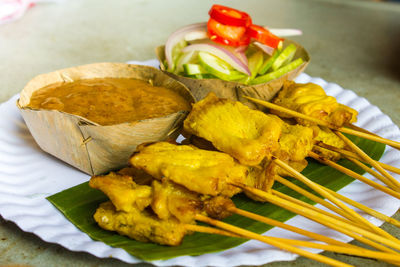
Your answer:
165,22 -> 207,71
234,50 -> 248,66
253,41 -> 275,56
184,30 -> 208,41
234,45 -> 248,53
269,28 -> 303,37
182,43 -> 251,76
233,45 -> 248,65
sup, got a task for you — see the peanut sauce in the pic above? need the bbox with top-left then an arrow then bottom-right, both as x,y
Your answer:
27,78 -> 191,125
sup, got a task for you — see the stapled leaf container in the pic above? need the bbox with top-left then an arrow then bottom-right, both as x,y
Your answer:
17,63 -> 195,175
155,39 -> 310,109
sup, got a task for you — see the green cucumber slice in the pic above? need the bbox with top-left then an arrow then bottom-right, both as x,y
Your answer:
235,76 -> 251,85
227,70 -> 248,82
170,39 -> 188,72
248,50 -> 264,79
175,51 -> 197,74
271,43 -> 297,71
250,58 -> 304,85
258,50 -> 280,75
186,73 -> 217,79
183,63 -> 206,75
198,51 -> 247,81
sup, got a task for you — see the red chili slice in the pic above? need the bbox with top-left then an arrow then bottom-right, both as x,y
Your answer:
207,18 -> 250,47
208,5 -> 252,27
247,24 -> 282,48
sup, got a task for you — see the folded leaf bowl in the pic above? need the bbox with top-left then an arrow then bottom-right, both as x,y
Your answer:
17,63 -> 195,175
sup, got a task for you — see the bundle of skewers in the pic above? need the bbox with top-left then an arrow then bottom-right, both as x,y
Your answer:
89,80 -> 400,266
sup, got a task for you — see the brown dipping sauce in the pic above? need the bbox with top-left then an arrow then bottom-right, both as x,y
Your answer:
27,78 -> 191,125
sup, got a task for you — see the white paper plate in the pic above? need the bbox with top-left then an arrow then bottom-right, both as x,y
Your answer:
1,61 -> 400,266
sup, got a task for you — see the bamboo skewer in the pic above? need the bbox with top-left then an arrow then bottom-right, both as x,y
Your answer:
267,237 -> 400,263
323,187 -> 400,228
188,220 -> 400,264
231,208 -> 400,263
275,174 -> 400,229
345,123 -> 379,137
378,162 -> 400,176
243,95 -> 400,150
194,214 -> 354,267
191,206 -> 400,263
184,224 -> 241,238
335,131 -> 400,191
309,151 -> 400,200
314,142 -> 400,175
272,177 -> 374,230
197,202 -> 364,248
230,206 -> 355,248
230,182 -> 400,254
269,189 -> 400,264
348,157 -> 392,184
274,174 -> 400,243
272,157 -> 395,239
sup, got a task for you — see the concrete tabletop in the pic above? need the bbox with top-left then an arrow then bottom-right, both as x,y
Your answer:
1,0 -> 400,266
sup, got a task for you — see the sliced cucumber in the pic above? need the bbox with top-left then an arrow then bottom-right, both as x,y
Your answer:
170,39 -> 188,72
248,50 -> 264,79
175,51 -> 197,74
271,43 -> 297,71
258,50 -> 280,75
183,63 -> 206,75
198,51 -> 247,81
198,51 -> 231,78
250,58 -> 304,85
226,70 -> 248,82
235,76 -> 251,85
186,73 -> 217,79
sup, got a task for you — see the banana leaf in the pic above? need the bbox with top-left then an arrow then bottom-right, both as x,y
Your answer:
47,134 -> 385,261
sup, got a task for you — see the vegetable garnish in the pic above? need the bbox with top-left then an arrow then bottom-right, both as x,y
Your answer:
207,18 -> 250,47
247,24 -> 282,49
164,23 -> 207,72
208,5 -> 252,27
162,5 -> 306,85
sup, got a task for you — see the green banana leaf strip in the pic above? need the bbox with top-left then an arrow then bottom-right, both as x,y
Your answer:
47,134 -> 385,261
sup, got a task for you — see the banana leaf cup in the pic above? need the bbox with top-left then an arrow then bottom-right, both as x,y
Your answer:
17,63 -> 195,175
155,39 -> 310,109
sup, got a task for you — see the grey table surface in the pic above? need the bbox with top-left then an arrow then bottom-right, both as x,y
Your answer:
1,0 -> 400,266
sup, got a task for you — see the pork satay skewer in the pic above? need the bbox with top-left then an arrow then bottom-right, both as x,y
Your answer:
91,170 -> 362,247
244,95 -> 400,151
129,140 -> 400,252
314,142 -> 400,175
110,165 -> 384,248
309,151 -> 400,200
130,142 -> 373,233
272,157 -> 399,240
91,173 -> 370,266
180,95 -> 398,238
243,95 -> 400,190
